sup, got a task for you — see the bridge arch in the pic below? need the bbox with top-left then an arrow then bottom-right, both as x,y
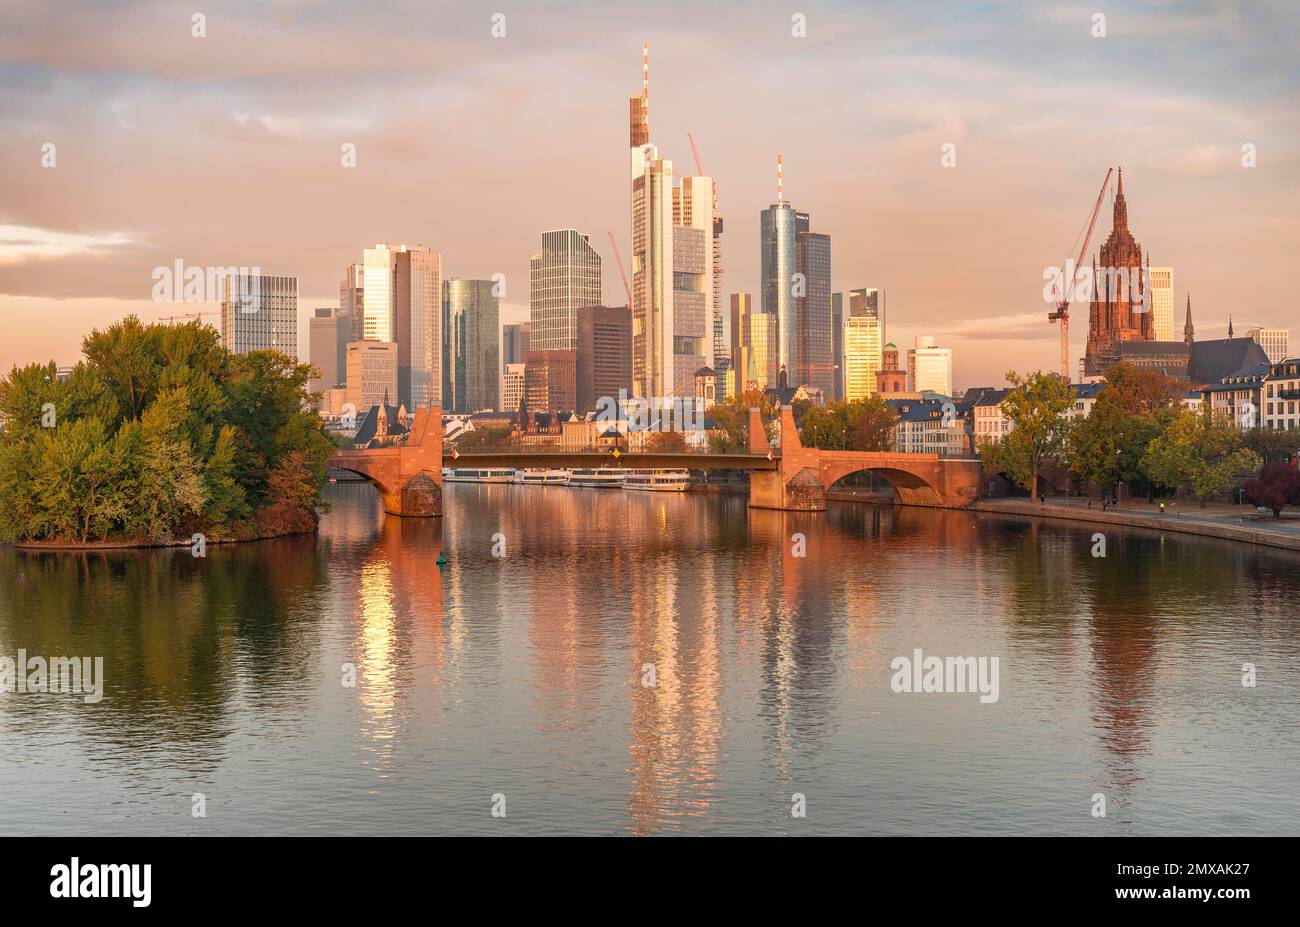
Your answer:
823,463 -> 944,507
328,465 -> 402,513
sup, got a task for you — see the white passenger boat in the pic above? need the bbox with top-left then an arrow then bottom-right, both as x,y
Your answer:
622,468 -> 690,492
568,467 -> 626,489
514,468 -> 570,486
443,467 -> 516,483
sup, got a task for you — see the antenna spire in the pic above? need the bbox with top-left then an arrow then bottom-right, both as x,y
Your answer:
777,154 -> 783,202
642,42 -> 649,101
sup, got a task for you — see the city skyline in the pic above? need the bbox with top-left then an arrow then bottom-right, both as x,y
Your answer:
1,1 -> 1297,388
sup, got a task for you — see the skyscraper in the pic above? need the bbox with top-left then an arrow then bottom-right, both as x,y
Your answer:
220,272 -> 297,357
309,307 -> 339,393
843,289 -> 883,401
628,44 -> 716,399
529,230 -> 602,351
345,341 -> 398,414
443,278 -> 500,414
576,305 -> 632,412
760,186 -> 797,382
907,336 -> 953,395
1084,170 -> 1153,376
760,157 -> 831,396
502,322 -> 531,366
831,293 -> 844,401
795,210 -> 833,397
1149,266 -> 1174,342
360,243 -> 442,409
338,262 -> 364,385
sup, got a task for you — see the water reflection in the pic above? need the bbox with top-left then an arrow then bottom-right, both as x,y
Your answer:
1,481 -> 1298,835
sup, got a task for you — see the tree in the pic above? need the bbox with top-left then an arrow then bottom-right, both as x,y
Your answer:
1143,410 -> 1260,506
799,397 -> 899,451
707,391 -> 778,453
980,370 -> 1074,502
1067,362 -> 1183,498
644,430 -> 687,452
1243,461 -> 1300,518
0,318 -> 328,544
29,417 -> 126,543
0,442 -> 39,542
849,397 -> 898,451
456,425 -> 514,451
1245,427 -> 1300,463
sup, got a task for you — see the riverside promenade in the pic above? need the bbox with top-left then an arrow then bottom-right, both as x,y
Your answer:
972,497 -> 1300,553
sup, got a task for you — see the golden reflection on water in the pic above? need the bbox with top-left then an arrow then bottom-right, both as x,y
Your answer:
357,560 -> 398,741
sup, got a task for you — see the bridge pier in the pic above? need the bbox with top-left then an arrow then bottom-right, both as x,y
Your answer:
327,406 -> 444,517
748,405 -> 827,512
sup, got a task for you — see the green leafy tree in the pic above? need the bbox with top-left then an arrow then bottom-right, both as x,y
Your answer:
1067,362 -> 1183,497
1143,410 -> 1259,506
0,318 -> 328,544
708,391 -> 778,453
799,397 -> 898,451
29,417 -> 126,543
455,425 -> 514,451
0,442 -> 39,542
81,315 -> 163,422
980,370 -> 1074,502
203,425 -> 248,534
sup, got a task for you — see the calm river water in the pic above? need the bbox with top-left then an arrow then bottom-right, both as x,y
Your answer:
2,481 -> 1298,835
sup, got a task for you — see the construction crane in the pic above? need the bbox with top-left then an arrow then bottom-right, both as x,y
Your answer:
159,311 -> 220,325
1048,168 -> 1113,382
607,231 -> 635,310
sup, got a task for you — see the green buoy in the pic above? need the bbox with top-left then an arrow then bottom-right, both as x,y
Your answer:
436,552 -> 447,568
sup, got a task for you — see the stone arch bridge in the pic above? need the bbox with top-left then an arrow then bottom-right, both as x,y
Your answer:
327,406 -> 982,516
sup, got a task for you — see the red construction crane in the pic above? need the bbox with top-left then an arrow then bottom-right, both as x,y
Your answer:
607,231 -> 635,311
1048,168 -> 1113,382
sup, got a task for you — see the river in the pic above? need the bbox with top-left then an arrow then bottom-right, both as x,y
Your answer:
1,481 -> 1297,835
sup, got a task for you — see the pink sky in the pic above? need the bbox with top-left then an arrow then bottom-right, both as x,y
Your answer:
1,0 -> 1297,388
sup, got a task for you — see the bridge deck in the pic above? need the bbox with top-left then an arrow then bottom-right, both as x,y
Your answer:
440,452 -> 776,470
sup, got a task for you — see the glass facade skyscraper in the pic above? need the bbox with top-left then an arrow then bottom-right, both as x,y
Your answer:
359,243 -> 442,410
796,211 -> 833,397
221,273 -> 297,358
443,278 -> 500,414
529,230 -> 601,352
760,200 -> 797,381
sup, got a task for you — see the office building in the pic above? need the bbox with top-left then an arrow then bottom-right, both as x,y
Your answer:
843,288 -> 884,401
831,293 -> 844,401
628,44 -> 716,399
576,305 -> 632,413
760,158 -> 832,396
529,230 -> 602,351
338,263 -> 364,384
220,273 -> 297,357
345,341 -> 398,413
1149,266 -> 1173,342
503,322 -> 531,366
907,336 -> 953,395
523,349 -> 577,413
1248,327 -> 1290,364
443,278 -> 500,414
360,243 -> 442,409
309,308 -> 339,394
503,363 -> 526,415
